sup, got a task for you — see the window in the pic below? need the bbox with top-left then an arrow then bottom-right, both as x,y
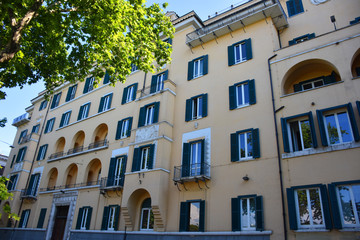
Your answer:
44,117 -> 55,133
32,124 -> 40,134
185,94 -> 208,121
51,92 -> 62,109
19,209 -> 31,228
228,39 -> 252,66
37,208 -> 47,228
78,103 -> 90,121
187,55 -> 208,80
39,100 -> 48,111
179,200 -> 205,232
231,128 -> 260,162
293,71 -> 336,92
60,111 -> 72,127
231,195 -> 263,231
18,129 -> 28,144
132,144 -> 155,172
16,146 -> 27,162
26,173 -> 40,197
10,155 -> 16,168
76,206 -> 93,230
116,117 -> 133,139
121,83 -> 138,104
107,156 -> 127,187
37,144 -> 48,161
138,102 -> 160,127
229,80 -> 256,110
140,198 -> 154,230
281,112 -> 317,153
83,76 -> 94,94
131,63 -> 138,73
66,84 -> 77,102
101,205 -> 120,230
7,174 -> 18,191
287,184 -> 332,230
103,71 -> 110,84
150,70 -> 168,94
328,181 -> 360,229
289,33 -> 315,46
181,140 -> 206,178
98,93 -> 113,113
286,0 -> 304,17
317,103 -> 360,146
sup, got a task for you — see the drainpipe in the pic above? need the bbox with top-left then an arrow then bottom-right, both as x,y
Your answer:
268,54 -> 288,240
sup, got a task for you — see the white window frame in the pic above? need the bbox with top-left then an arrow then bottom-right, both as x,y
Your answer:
18,147 -> 26,162
80,103 -> 90,120
107,206 -> 116,230
113,157 -> 124,186
39,100 -> 47,111
287,117 -> 312,152
192,96 -> 203,120
140,147 -> 150,171
38,145 -> 47,160
80,208 -> 89,230
190,141 -> 202,176
120,119 -> 130,139
131,64 -> 138,73
45,118 -> 55,133
238,131 -> 253,160
302,79 -> 324,91
88,77 -> 94,92
101,94 -> 112,112
156,73 -> 165,92
9,174 -> 18,191
323,110 -> 353,145
336,184 -> 360,228
29,174 -> 40,196
234,42 -> 246,64
140,208 -> 154,230
236,83 -> 249,107
69,85 -> 77,100
145,105 -> 154,126
62,111 -> 71,126
21,210 -> 30,228
193,58 -> 204,78
126,86 -> 134,103
32,124 -> 40,134
53,93 -> 61,108
240,197 -> 256,230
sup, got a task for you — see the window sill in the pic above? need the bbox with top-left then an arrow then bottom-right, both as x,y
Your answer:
339,228 -> 360,232
294,229 -> 329,232
232,158 -> 255,163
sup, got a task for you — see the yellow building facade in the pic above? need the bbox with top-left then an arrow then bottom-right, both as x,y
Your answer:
1,0 -> 360,239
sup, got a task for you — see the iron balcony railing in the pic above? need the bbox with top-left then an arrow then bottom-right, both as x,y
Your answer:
39,180 -> 100,192
20,189 -> 37,200
67,145 -> 84,155
49,151 -> 64,160
173,163 -> 211,182
100,177 -> 125,190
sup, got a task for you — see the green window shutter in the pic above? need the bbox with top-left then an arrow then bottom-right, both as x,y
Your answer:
286,188 -> 298,230
83,77 -> 91,94
76,207 -> 84,229
138,106 -> 146,127
228,45 -> 235,66
245,38 -> 252,60
295,0 -> 304,13
231,197 -> 240,231
357,101 -> 360,117
328,184 -> 342,229
324,71 -> 336,85
26,174 -> 36,195
132,83 -> 138,101
187,60 -> 194,80
255,196 -> 264,231
37,208 -> 47,228
252,128 -> 260,158
7,175 -> 15,190
248,79 -> 256,105
153,102 -> 160,123
230,133 -> 239,162
115,120 -> 123,140
182,143 -> 190,177
121,86 -> 128,104
229,85 -> 237,110
164,70 -> 169,80
120,156 -> 127,186
148,144 -> 155,169
77,105 -> 84,121
320,185 -> 333,229
307,112 -> 318,148
308,33 -> 315,39
127,117 -> 133,137
199,200 -> 205,232
150,75 -> 157,94
103,71 -> 110,84
289,39 -> 296,46
10,155 -> 16,168
114,205 -> 120,231
98,96 -> 105,113
316,110 -> 328,146
18,130 -> 28,144
203,55 -> 209,75
281,118 -> 290,152
293,83 -> 302,92
86,207 -> 93,230
179,202 -> 189,231
107,158 -> 116,186
101,206 -> 109,230
356,67 -> 360,77
108,93 -> 113,109
66,86 -> 72,102
286,0 -> 295,17
18,210 -> 26,228
59,113 -> 65,127
200,139 -> 205,175
202,94 -> 208,117
131,147 -> 141,172
346,103 -> 360,141
36,146 -> 43,160
185,99 -> 192,122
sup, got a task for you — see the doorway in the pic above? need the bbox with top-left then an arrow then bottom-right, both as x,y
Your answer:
51,206 -> 69,240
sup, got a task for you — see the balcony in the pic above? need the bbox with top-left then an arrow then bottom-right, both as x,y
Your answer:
39,180 -> 100,193
20,189 -> 37,201
173,163 -> 211,183
48,140 -> 108,162
19,133 -> 39,144
138,79 -> 176,99
186,0 -> 287,47
100,177 -> 124,192
12,113 -> 30,127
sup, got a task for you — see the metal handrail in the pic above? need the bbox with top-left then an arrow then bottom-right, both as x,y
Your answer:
40,180 -> 100,192
173,162 -> 211,182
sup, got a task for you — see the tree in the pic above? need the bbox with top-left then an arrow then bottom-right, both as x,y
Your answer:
0,0 -> 175,99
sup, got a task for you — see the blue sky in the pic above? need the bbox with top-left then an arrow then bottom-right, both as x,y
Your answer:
0,0 -> 244,156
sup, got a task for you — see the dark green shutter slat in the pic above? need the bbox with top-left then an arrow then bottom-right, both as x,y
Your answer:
19,210 -> 26,228
98,96 -> 105,113
249,79 -> 256,105
293,83 -> 302,92
187,60 -> 194,80
37,208 -> 47,228
114,205 -> 120,231
229,85 -> 237,110
182,143 -> 190,177
164,70 -> 169,80
228,45 -> 235,66
316,110 -> 328,146
328,184 -> 342,229
120,156 -> 127,186
347,103 -> 360,141
286,0 -> 295,17
148,144 -> 155,169
77,105 -> 84,120
320,185 -> 333,229
230,133 -> 239,162
26,174 -> 36,195
138,106 -> 146,127
253,128 -> 260,158
200,139 -> 205,175
199,200 -> 205,232
10,155 -> 16,168
132,83 -> 138,100
185,99 -> 192,121
83,77 -> 90,94
153,102 -> 160,123
295,0 -> 304,13
179,202 -> 189,231
107,158 -> 116,186
308,33 -> 315,39
202,94 -> 208,117
76,208 -> 84,229
357,101 -> 360,117
115,120 -> 123,140
286,188 -> 298,230
255,196 -> 264,231
122,87 -> 128,104
7,175 -> 15,190
203,55 -> 208,75
86,207 -> 93,230
231,197 -> 240,231
281,118 -> 290,153
66,86 -> 72,102
245,38 -> 252,60
132,148 -> 141,172
308,112 -> 318,148
324,72 -> 336,85
104,71 -> 110,84
60,113 -> 65,127
150,75 -> 157,94
127,117 -> 133,137
289,39 -> 296,46
101,206 -> 109,230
